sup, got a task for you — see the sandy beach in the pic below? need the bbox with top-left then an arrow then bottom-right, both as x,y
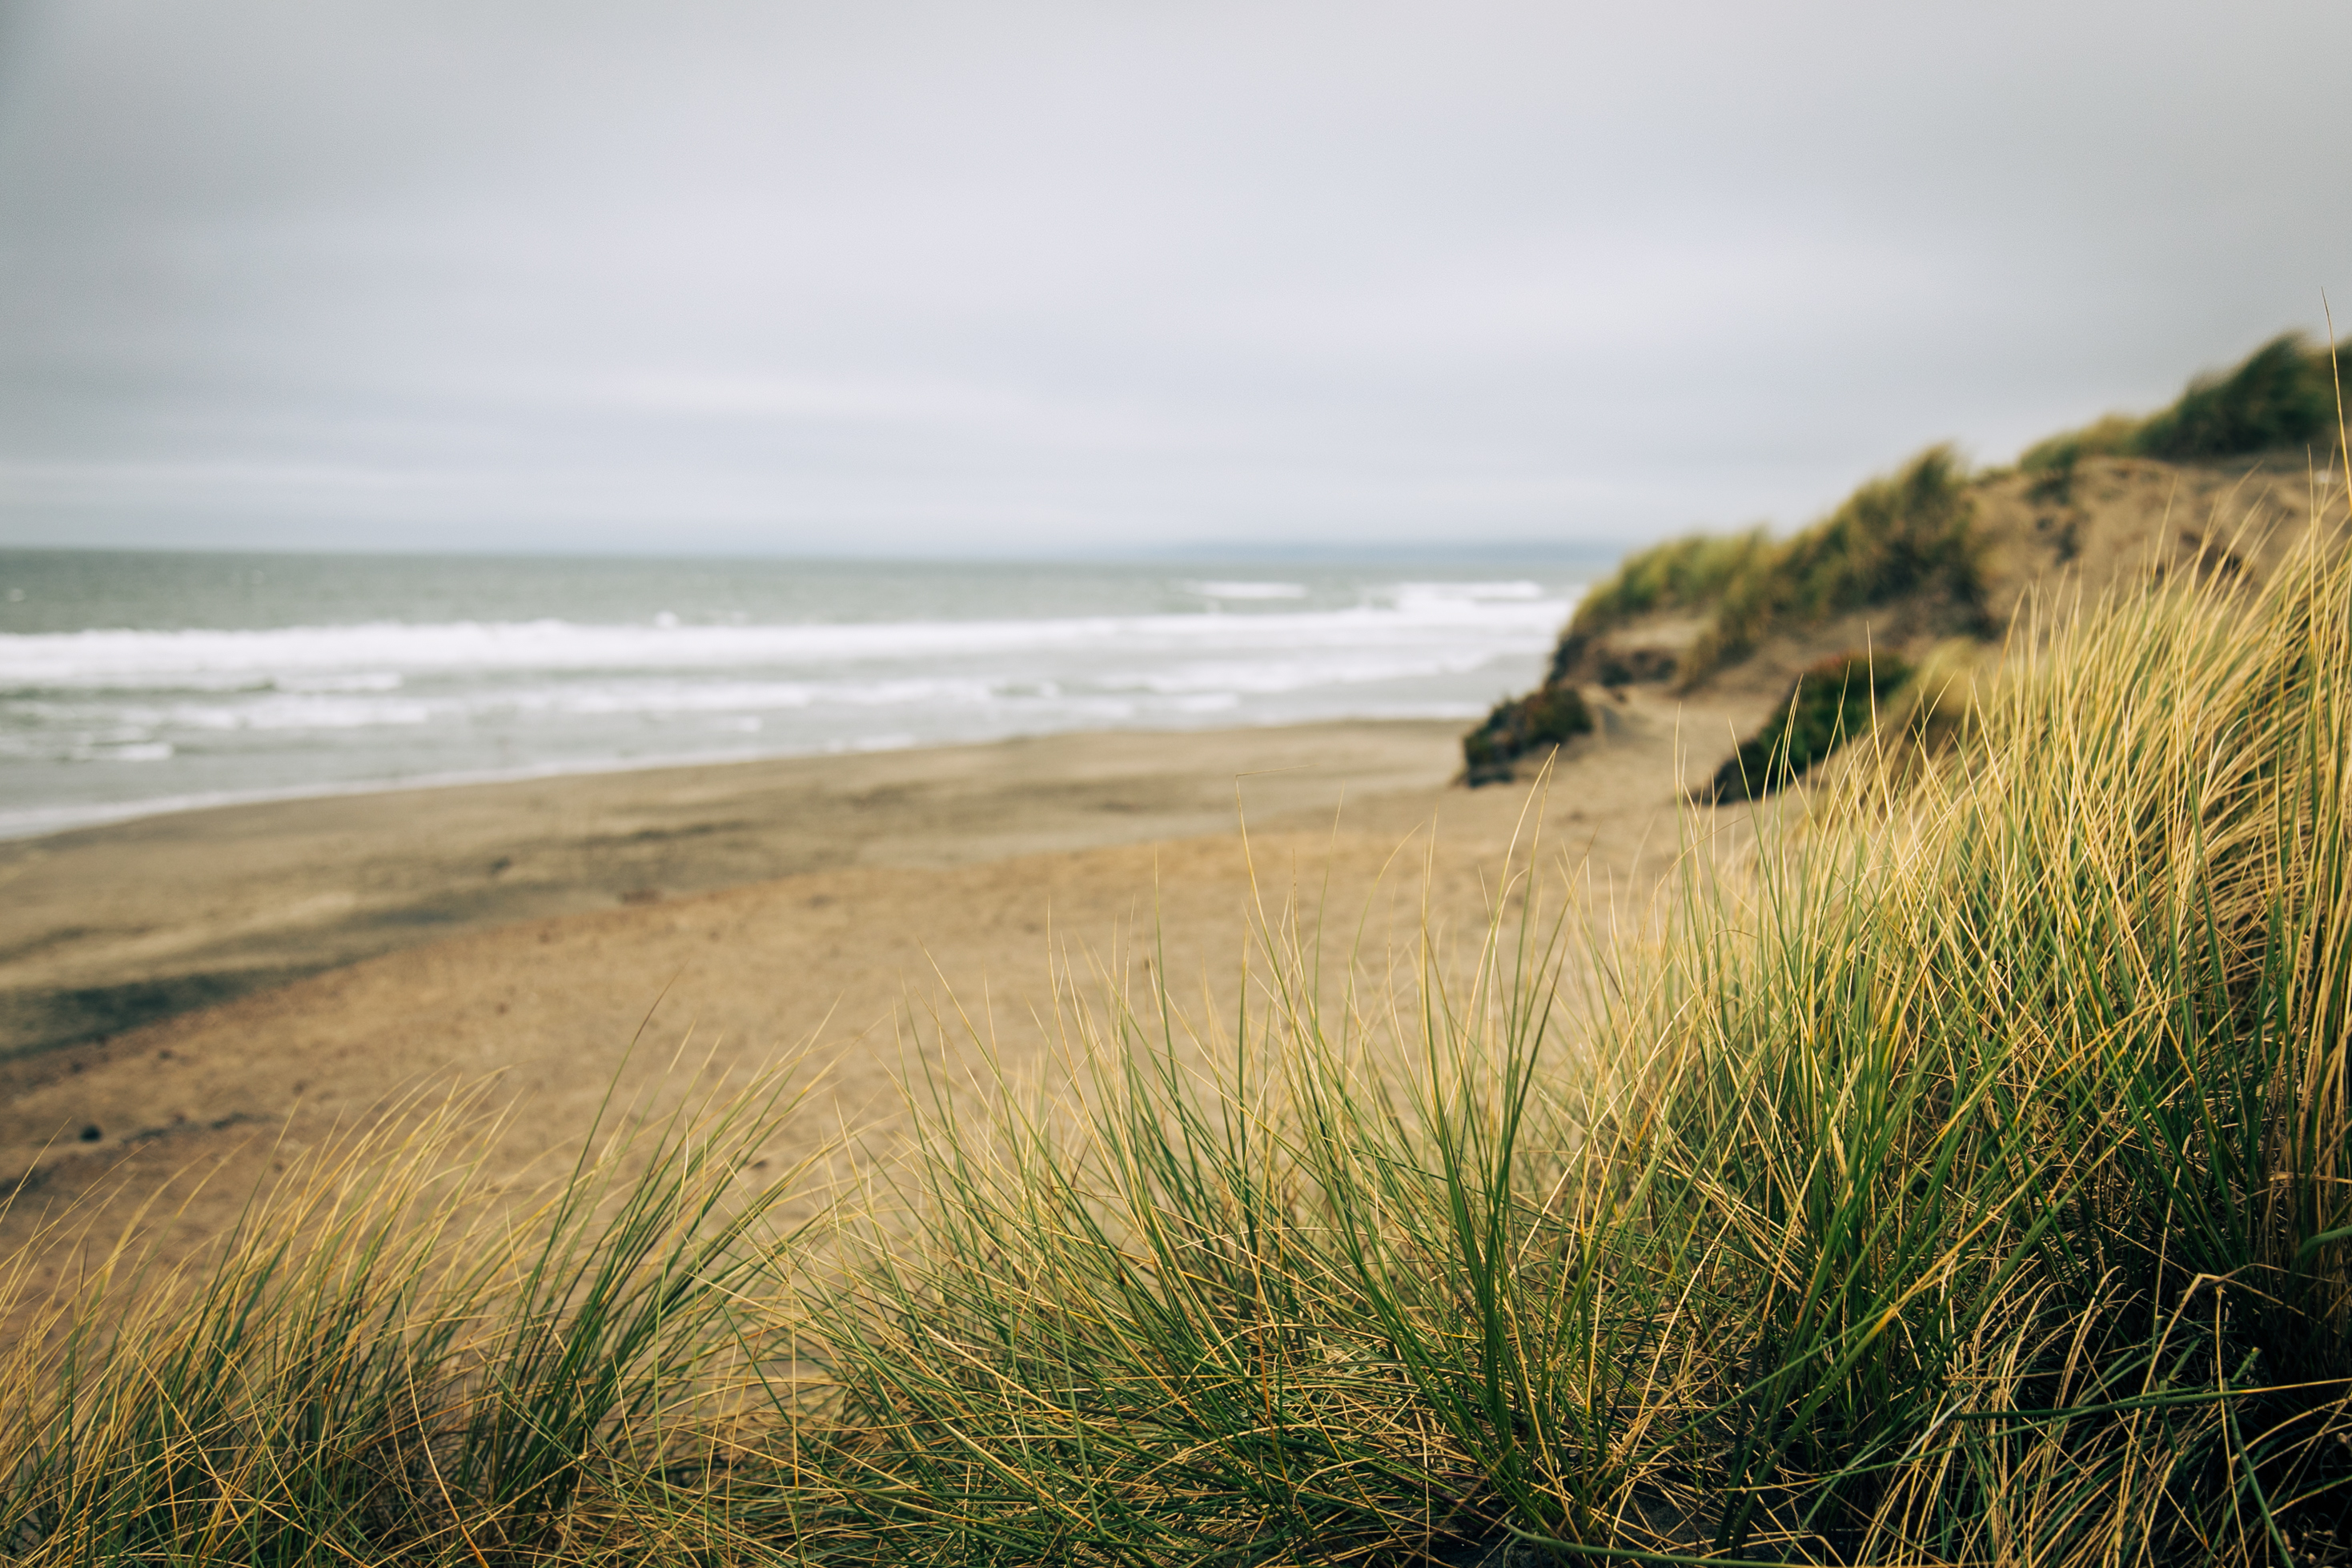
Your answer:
0,692 -> 1766,1289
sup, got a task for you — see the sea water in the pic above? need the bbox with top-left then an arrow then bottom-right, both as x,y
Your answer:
0,551 -> 1588,839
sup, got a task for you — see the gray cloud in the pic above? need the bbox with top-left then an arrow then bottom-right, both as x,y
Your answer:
2,1 -> 2348,555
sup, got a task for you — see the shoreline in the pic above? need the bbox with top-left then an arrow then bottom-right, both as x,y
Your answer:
0,717 -> 1485,1061
0,709 -> 1505,845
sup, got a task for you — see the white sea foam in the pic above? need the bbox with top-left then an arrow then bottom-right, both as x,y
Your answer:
1187,579 -> 1309,600
0,567 -> 1582,837
1389,579 -> 1547,608
0,588 -> 1567,692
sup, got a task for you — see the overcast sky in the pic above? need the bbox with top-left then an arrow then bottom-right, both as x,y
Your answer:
2,2 -> 2347,559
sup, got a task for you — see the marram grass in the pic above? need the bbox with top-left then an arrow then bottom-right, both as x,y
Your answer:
6,531 -> 2352,1562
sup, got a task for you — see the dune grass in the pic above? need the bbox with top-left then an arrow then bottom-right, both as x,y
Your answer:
6,525 -> 2352,1562
1474,446 -> 1980,780
0,1065 -> 830,1565
1546,330 -> 2351,723
1555,529 -> 1776,646
2021,331 -> 2352,479
1551,447 -> 1982,696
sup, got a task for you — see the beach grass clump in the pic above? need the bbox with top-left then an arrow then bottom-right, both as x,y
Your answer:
2022,331 -> 2352,479
6,518 -> 2352,1562
1579,534 -> 2352,1558
1706,649 -> 1913,801
1551,446 -> 1983,692
1556,528 -> 1776,644
0,1069 -> 825,1566
1679,444 -> 1983,683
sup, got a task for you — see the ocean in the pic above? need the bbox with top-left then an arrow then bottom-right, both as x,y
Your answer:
0,551 -> 1588,840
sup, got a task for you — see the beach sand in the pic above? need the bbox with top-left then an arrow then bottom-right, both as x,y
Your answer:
0,692 -> 1767,1291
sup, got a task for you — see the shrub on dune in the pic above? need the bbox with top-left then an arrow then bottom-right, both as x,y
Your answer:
1707,648 -> 1914,801
1462,681 -> 1594,785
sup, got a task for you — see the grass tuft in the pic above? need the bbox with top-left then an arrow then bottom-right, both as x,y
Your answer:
1558,529 -> 1776,647
0,1064 -> 827,1565
1553,447 -> 1982,695
2023,331 -> 2352,474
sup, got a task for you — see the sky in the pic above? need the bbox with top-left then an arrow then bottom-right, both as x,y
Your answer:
1,2 -> 2348,559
